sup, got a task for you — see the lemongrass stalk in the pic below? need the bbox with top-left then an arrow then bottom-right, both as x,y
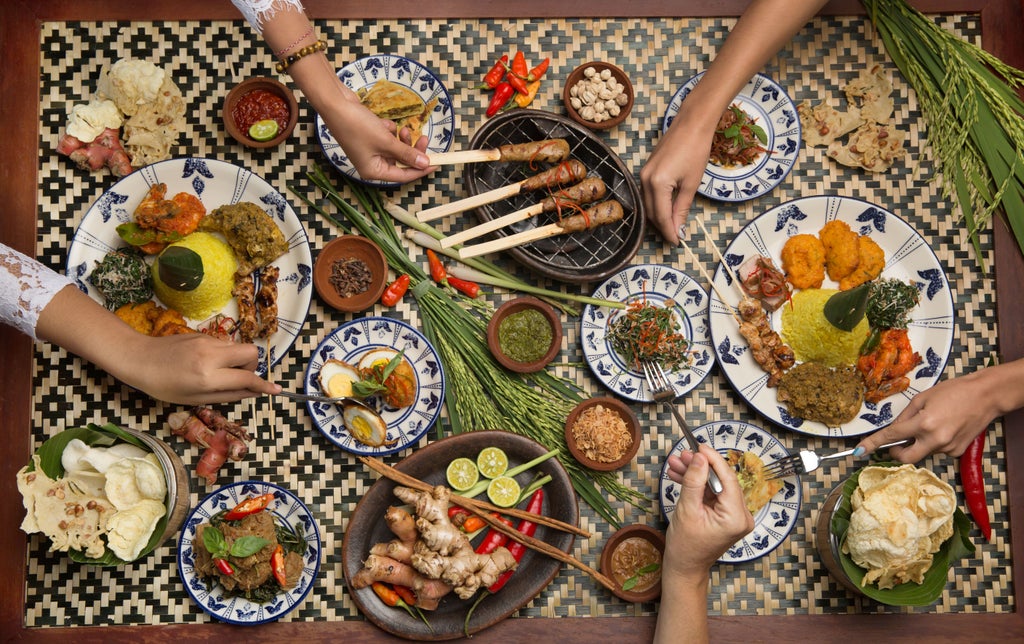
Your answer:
462,449 -> 559,499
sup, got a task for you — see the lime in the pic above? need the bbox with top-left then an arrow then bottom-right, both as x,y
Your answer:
446,457 -> 479,491
487,476 -> 521,508
248,119 -> 280,141
476,447 -> 509,479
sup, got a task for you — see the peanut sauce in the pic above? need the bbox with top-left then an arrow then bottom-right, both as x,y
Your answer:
232,89 -> 290,139
610,537 -> 662,592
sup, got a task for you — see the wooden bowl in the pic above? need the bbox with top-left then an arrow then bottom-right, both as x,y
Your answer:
562,61 -> 634,131
313,235 -> 388,313
486,296 -> 562,373
600,524 -> 666,602
222,76 -> 298,149
564,396 -> 641,471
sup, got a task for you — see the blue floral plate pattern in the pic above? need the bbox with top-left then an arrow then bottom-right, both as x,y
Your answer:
663,72 -> 800,202
659,420 -> 801,563
303,317 -> 445,455
177,480 -> 321,625
65,157 -> 313,376
582,264 -> 715,402
709,195 -> 955,438
316,54 -> 454,187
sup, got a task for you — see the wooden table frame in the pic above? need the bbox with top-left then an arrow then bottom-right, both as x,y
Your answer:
1,1 -> 1021,641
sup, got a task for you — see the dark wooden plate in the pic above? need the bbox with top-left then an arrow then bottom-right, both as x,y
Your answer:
342,430 -> 579,640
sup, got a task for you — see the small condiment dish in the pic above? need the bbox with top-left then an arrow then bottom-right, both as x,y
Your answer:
601,524 -> 665,603
486,296 -> 562,373
563,61 -> 634,131
223,76 -> 299,149
564,396 -> 641,471
313,235 -> 388,313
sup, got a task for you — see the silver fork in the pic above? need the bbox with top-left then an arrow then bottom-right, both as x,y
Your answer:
763,438 -> 915,480
642,360 -> 723,494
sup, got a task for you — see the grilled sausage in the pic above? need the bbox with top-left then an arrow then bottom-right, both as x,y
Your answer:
498,138 -> 571,163
521,159 -> 587,192
540,177 -> 608,212
558,199 -> 624,233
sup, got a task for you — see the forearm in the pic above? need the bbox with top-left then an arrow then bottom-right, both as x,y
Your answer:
654,572 -> 711,644
973,357 -> 1024,417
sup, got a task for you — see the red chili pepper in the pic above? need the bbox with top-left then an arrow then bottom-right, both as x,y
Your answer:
448,505 -> 471,525
481,54 -> 508,89
527,57 -> 550,82
461,515 -> 486,533
475,516 -> 514,554
381,274 -> 410,307
271,544 -> 288,586
507,51 -> 530,95
447,276 -> 480,299
371,581 -> 402,607
393,585 -> 417,606
486,82 -> 515,117
487,488 -> 543,593
960,430 -> 991,541
223,493 -> 274,521
426,249 -> 447,283
215,558 -> 235,576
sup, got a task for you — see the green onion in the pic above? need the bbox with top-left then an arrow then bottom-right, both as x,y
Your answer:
293,168 -> 647,526
864,0 -> 1024,267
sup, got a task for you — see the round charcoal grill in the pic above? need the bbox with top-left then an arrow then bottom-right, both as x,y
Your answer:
464,109 -> 644,283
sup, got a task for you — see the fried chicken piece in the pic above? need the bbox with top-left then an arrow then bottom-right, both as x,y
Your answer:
819,220 -> 860,282
150,306 -> 194,336
780,234 -> 826,289
115,300 -> 160,334
737,299 -> 795,387
255,266 -> 279,340
233,274 -> 257,344
839,235 -> 886,290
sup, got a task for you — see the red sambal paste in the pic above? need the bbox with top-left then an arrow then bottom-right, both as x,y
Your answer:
232,89 -> 290,139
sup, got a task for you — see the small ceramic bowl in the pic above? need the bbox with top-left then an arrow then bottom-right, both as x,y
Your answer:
564,396 -> 641,471
563,61 -> 634,131
601,524 -> 666,602
222,76 -> 299,149
486,296 -> 562,373
313,235 -> 388,313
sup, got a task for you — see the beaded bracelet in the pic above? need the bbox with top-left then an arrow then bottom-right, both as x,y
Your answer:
275,39 -> 327,74
273,26 -> 316,58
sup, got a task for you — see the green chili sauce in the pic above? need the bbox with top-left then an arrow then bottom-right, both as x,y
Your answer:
498,309 -> 553,363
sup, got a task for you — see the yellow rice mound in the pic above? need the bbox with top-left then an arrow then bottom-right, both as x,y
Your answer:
781,288 -> 869,367
151,232 -> 237,320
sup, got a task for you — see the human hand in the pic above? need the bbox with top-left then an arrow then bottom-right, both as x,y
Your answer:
855,367 -> 1007,462
124,333 -> 281,405
320,94 -> 435,184
640,105 -> 718,245
663,445 -> 754,582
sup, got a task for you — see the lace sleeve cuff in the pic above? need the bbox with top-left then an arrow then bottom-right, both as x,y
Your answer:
231,0 -> 306,35
0,243 -> 76,340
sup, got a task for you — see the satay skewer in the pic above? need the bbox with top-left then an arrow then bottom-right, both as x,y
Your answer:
440,177 -> 607,248
458,200 -> 624,259
417,158 -> 587,223
421,138 -> 570,167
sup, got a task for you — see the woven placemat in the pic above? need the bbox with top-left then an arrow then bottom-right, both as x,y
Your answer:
26,14 -> 1011,628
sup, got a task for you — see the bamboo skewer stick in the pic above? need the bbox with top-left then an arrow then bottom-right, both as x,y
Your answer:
358,456 -> 616,591
358,456 -> 589,537
424,148 -> 503,165
457,222 -> 564,258
417,182 -> 523,222
440,202 -> 546,248
680,239 -> 743,326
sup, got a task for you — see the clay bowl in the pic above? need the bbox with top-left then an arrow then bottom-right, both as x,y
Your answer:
562,61 -> 634,131
486,296 -> 562,373
600,524 -> 666,602
564,396 -> 641,471
222,76 -> 299,149
313,235 -> 388,313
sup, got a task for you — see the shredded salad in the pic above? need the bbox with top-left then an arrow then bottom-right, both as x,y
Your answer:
608,297 -> 691,371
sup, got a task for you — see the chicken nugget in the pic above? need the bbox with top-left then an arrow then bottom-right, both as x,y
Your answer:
839,236 -> 886,290
819,220 -> 860,281
780,234 -> 826,289
114,301 -> 160,335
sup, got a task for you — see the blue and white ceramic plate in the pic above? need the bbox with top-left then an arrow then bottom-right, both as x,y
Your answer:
709,195 -> 955,438
663,72 -> 800,202
582,264 -> 715,402
178,480 -> 321,625
316,54 -> 454,187
65,157 -> 313,376
659,420 -> 801,563
304,317 -> 445,455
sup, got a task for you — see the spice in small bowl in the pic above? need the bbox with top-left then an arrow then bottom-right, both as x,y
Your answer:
313,236 -> 388,313
564,396 -> 641,471
223,77 -> 299,149
563,61 -> 634,130
600,524 -> 665,602
486,296 -> 562,373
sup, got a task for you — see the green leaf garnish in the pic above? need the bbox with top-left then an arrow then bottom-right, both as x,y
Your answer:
157,246 -> 204,291
230,535 -> 272,558
203,526 -> 229,557
621,562 -> 661,591
823,282 -> 871,331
